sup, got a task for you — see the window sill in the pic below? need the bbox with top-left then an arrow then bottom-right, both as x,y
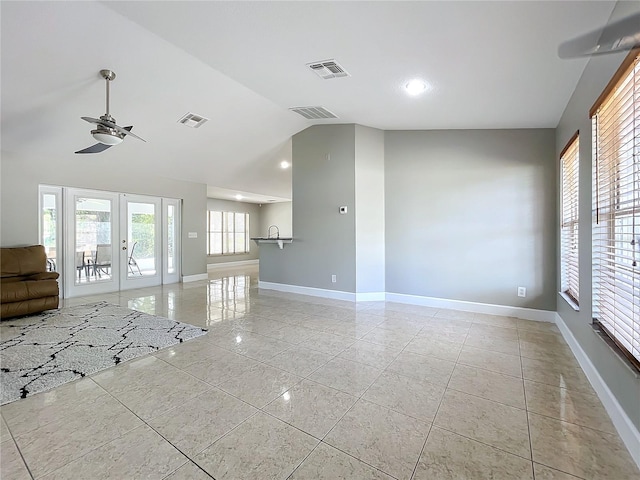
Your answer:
559,291 -> 580,311
591,321 -> 640,378
207,253 -> 250,257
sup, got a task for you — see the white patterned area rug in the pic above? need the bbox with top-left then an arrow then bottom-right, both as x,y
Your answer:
0,301 -> 207,405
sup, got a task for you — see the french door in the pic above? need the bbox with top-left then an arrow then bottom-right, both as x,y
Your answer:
119,194 -> 162,290
119,195 -> 180,288
40,187 -> 180,298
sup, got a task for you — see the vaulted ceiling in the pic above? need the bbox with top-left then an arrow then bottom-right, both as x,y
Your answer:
1,1 -> 620,202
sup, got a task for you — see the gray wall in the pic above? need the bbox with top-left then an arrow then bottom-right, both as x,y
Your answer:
259,125 -> 357,292
0,150 -> 207,277
555,1 -> 640,431
385,129 -> 557,311
355,125 -> 385,294
259,201 -> 292,238
206,198 -> 261,265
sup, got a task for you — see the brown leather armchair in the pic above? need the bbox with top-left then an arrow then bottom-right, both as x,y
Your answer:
1,245 -> 59,319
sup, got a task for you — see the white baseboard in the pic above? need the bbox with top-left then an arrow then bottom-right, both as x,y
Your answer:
207,259 -> 258,271
556,313 -> 640,469
256,282 -> 554,322
258,281 -> 356,301
182,273 -> 208,283
385,292 -> 556,322
355,292 -> 386,302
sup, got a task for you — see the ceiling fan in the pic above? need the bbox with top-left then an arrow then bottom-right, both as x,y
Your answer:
559,11 -> 640,58
75,69 -> 145,154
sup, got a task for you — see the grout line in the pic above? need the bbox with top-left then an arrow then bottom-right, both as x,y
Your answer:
443,385 -> 527,411
520,338 -> 536,479
531,461 -> 588,479
408,327 -> 466,479
290,441 -> 402,480
429,424 -> 536,463
97,376 -> 238,479
281,316 -> 423,478
1,413 -> 36,480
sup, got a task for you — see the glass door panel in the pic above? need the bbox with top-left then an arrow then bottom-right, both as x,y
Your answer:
163,198 -> 181,284
167,204 -> 176,275
120,195 -> 161,290
40,191 -> 59,272
39,186 -> 63,295
127,201 -> 156,278
75,197 -> 112,284
65,189 -> 119,298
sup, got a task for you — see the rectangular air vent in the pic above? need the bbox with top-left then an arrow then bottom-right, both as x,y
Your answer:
289,106 -> 338,120
178,112 -> 209,128
307,59 -> 350,79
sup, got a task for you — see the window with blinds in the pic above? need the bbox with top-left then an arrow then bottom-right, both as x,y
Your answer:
207,211 -> 250,255
560,133 -> 579,305
591,51 -> 639,369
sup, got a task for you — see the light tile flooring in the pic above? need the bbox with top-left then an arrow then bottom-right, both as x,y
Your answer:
1,265 -> 638,479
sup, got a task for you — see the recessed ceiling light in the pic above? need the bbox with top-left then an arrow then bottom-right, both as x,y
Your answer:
280,161 -> 290,169
405,79 -> 428,96
235,194 -> 243,200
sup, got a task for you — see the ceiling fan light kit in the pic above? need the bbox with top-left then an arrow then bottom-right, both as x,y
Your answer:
91,129 -> 124,145
75,69 -> 145,154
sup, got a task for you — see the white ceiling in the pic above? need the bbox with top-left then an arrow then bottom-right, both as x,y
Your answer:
1,1 -> 620,201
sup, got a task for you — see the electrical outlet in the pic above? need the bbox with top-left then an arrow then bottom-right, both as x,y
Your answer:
331,274 -> 337,283
517,287 -> 526,297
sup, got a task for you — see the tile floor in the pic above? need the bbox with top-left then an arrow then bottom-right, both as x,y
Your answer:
1,265 -> 638,479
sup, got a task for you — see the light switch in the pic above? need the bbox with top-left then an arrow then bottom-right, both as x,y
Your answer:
188,232 -> 197,239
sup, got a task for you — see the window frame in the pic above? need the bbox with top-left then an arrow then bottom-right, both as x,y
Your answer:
206,210 -> 250,256
590,49 -> 639,371
560,131 -> 580,307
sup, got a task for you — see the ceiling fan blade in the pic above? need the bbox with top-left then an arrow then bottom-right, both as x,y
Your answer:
75,143 -> 113,154
559,12 -> 640,58
81,116 -> 107,126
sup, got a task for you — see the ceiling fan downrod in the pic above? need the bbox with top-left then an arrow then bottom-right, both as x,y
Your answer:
100,69 -> 116,119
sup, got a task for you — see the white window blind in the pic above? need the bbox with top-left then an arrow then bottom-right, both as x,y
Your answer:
560,134 -> 579,305
591,52 -> 639,369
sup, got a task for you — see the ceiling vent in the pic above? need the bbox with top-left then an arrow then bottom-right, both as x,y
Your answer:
289,106 -> 338,120
307,59 -> 350,79
178,112 -> 209,128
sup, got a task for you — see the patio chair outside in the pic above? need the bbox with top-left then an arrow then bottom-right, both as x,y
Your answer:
128,241 -> 142,275
75,251 -> 85,280
94,244 -> 111,277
